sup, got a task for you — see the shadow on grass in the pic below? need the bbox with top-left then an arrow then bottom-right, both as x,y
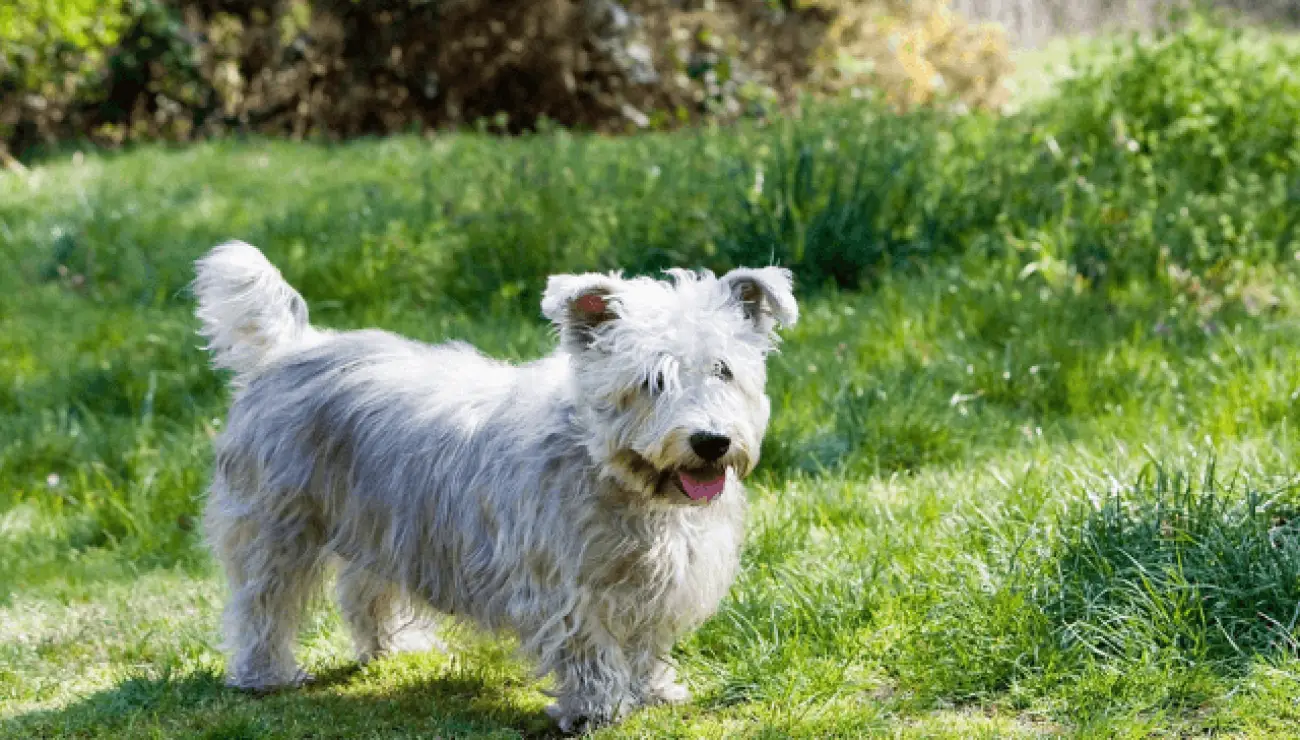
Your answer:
4,663 -> 562,740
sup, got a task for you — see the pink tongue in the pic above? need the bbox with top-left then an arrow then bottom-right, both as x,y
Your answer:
679,471 -> 726,501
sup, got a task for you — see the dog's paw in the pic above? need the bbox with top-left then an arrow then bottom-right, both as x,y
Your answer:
645,681 -> 691,705
227,667 -> 315,695
545,703 -> 593,735
545,702 -> 625,735
356,622 -> 446,665
386,625 -> 445,655
361,629 -> 444,664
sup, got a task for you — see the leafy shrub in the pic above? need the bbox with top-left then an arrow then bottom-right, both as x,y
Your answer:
0,0 -> 130,162
1,0 -> 1012,159
809,0 -> 1012,111
1027,15 -> 1300,282
1049,14 -> 1300,191
0,0 -> 128,86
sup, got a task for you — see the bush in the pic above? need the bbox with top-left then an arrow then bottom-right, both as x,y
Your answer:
0,0 -> 130,163
1048,14 -> 1300,191
0,0 -> 128,86
1026,15 -> 1300,283
1,0 -> 1012,160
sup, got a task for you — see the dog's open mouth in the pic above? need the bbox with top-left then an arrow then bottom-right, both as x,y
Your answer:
676,468 -> 726,502
616,450 -> 730,504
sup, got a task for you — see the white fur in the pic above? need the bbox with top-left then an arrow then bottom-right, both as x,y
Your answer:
193,242 -> 796,732
192,241 -> 326,384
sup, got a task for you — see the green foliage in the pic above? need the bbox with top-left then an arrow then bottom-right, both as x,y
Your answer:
1052,15 -> 1300,191
713,16 -> 1300,296
1038,14 -> 1300,279
0,0 -> 128,85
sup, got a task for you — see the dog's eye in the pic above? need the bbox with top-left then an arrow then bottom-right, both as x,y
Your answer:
713,360 -> 733,382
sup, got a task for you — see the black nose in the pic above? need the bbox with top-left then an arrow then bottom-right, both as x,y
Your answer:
689,432 -> 731,462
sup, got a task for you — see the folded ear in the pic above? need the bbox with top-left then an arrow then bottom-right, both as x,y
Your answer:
541,273 -> 622,351
721,266 -> 799,335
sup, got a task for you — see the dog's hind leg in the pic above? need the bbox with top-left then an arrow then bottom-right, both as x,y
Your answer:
207,484 -> 327,692
336,560 -> 443,664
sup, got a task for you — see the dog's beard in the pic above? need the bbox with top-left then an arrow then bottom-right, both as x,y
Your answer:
607,450 -> 730,506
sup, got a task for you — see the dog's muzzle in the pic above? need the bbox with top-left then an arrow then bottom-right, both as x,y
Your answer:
613,448 -> 743,505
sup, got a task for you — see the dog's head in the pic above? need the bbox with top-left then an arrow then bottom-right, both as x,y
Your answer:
542,267 -> 797,507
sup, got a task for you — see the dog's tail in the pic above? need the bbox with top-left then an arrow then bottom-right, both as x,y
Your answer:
193,241 -> 311,381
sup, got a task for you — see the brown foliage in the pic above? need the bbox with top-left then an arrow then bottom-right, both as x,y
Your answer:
1,0 -> 1012,158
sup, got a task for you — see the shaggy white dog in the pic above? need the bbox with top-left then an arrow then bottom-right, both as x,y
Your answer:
193,241 -> 797,732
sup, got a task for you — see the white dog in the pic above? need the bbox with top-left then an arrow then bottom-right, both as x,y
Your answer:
193,241 -> 797,732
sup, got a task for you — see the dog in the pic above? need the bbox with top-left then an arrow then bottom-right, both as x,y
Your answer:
193,241 -> 797,732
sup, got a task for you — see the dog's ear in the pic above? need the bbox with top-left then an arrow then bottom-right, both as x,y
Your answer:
721,267 -> 799,334
542,273 -> 621,351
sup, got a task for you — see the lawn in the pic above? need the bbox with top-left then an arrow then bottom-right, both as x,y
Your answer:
5,18 -> 1300,738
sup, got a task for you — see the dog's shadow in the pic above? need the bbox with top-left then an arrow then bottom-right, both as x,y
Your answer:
4,661 -> 567,739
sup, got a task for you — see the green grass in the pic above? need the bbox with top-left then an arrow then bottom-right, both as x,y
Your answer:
6,17 -> 1300,738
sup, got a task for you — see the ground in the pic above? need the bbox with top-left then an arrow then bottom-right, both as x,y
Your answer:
5,23 -> 1300,739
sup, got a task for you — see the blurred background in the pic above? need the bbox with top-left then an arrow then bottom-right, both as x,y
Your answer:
2,0 -> 1296,163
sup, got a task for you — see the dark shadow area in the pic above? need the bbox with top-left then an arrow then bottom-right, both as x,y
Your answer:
3,665 -> 565,740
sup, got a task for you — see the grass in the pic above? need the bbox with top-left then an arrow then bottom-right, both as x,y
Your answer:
5,16 -> 1300,738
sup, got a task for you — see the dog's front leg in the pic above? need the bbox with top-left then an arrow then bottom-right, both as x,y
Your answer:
544,636 -> 638,734
621,632 -> 691,707
638,656 -> 691,705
